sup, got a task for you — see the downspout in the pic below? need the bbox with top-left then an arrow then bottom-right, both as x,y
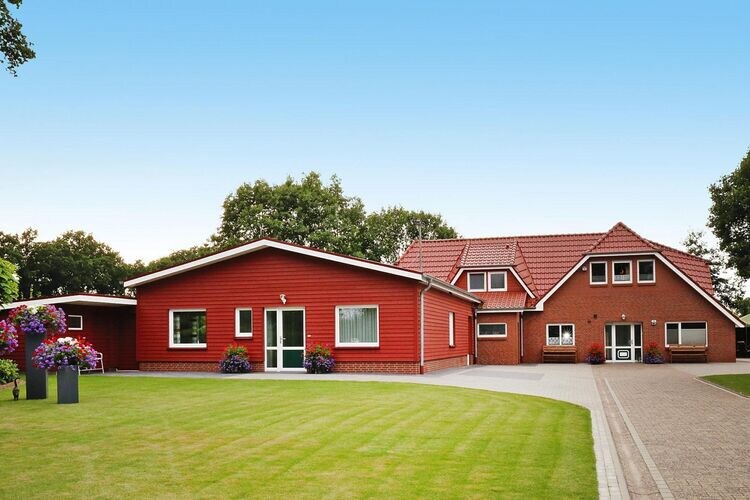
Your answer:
419,276 -> 434,373
520,311 -> 524,362
473,308 -> 478,364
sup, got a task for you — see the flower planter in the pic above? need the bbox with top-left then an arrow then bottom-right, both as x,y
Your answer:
24,331 -> 48,400
56,366 -> 79,404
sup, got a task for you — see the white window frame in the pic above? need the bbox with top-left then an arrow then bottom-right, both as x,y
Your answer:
637,259 -> 656,284
169,309 -> 207,348
664,321 -> 708,347
589,261 -> 608,285
546,323 -> 575,346
448,312 -> 455,347
467,272 -> 487,292
477,322 -> 507,338
235,307 -> 253,338
68,314 -> 83,331
335,305 -> 380,348
612,260 -> 633,284
487,271 -> 508,291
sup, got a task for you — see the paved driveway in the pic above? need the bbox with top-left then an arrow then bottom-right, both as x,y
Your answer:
594,362 -> 750,499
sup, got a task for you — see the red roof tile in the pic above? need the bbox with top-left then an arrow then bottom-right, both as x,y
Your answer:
476,291 -> 528,310
396,223 -> 715,301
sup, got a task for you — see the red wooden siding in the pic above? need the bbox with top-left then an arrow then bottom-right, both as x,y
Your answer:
1,305 -> 136,371
135,248 -> 423,367
422,287 -> 474,364
523,257 -> 736,363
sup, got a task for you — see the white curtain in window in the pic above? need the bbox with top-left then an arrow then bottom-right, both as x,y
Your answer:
339,307 -> 377,343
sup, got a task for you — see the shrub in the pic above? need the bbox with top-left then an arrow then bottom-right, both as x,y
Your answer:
585,343 -> 605,364
0,320 -> 18,355
303,344 -> 335,374
644,341 -> 663,364
0,359 -> 20,384
219,344 -> 251,373
32,336 -> 100,370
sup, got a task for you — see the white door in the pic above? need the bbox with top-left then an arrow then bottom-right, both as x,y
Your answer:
265,308 -> 306,372
605,323 -> 642,362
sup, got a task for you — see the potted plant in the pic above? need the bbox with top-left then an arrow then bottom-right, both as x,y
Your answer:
303,344 -> 335,374
585,343 -> 605,365
644,341 -> 664,364
8,305 -> 67,400
0,319 -> 18,355
32,336 -> 100,404
219,344 -> 251,373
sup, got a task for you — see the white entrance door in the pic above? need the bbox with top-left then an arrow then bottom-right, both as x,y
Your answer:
605,323 -> 642,362
265,308 -> 306,372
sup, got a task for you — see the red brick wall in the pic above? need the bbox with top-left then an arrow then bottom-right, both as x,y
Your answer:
335,361 -> 421,374
140,361 -> 217,372
523,256 -> 737,363
476,312 -> 521,364
1,305 -> 136,371
423,354 -> 470,373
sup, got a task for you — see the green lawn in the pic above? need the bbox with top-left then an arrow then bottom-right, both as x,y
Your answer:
0,376 -> 596,499
702,373 -> 750,396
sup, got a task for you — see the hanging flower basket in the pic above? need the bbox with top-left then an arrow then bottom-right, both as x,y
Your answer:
32,336 -> 100,404
0,320 -> 18,355
8,305 -> 68,400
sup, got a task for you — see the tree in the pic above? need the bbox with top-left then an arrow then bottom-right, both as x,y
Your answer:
708,149 -> 750,279
212,172 -> 369,257
137,244 -> 216,274
0,258 -> 19,304
0,0 -> 35,76
0,228 -> 39,298
683,230 -> 750,316
362,207 -> 458,263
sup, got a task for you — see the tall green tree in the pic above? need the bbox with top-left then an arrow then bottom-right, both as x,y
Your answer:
708,149 -> 750,279
362,207 -> 458,263
0,0 -> 35,75
212,172 -> 369,257
0,258 -> 19,305
0,228 -> 39,298
683,230 -> 750,315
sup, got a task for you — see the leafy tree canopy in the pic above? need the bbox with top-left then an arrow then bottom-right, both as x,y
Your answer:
708,149 -> 750,279
0,0 -> 35,76
683,230 -> 750,316
0,258 -> 19,305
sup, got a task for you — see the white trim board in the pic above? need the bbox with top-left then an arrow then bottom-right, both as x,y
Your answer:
124,239 -> 423,288
533,252 -> 744,327
450,267 -> 535,298
1,295 -> 137,310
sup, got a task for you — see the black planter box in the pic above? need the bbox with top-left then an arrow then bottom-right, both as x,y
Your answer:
24,331 -> 47,400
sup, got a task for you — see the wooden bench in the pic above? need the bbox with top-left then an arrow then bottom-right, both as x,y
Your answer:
669,345 -> 708,363
543,345 -> 577,363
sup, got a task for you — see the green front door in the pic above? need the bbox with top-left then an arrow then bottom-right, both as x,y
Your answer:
265,308 -> 305,371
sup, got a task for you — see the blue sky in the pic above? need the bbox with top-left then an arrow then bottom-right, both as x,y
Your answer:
1,1 -> 748,262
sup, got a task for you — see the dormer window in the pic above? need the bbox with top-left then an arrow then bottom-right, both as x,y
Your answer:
488,272 -> 507,291
468,272 -> 486,292
612,261 -> 632,284
589,262 -> 607,284
638,260 -> 655,283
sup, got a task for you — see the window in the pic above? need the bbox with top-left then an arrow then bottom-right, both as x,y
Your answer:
235,308 -> 253,337
68,315 -> 83,331
448,312 -> 455,347
612,261 -> 632,283
589,262 -> 607,284
488,271 -> 507,291
468,272 -> 486,291
547,324 -> 575,345
336,306 -> 379,347
665,322 -> 707,346
477,323 -> 507,337
638,260 -> 655,283
170,310 -> 207,348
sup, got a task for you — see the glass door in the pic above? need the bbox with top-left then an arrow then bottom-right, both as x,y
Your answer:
265,308 -> 305,371
605,323 -> 642,362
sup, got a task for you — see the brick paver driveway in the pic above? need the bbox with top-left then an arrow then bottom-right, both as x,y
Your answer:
595,362 -> 750,499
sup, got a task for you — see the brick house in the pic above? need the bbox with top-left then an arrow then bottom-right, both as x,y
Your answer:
397,222 -> 743,364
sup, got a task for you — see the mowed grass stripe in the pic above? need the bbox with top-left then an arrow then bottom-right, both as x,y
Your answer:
0,376 -> 596,499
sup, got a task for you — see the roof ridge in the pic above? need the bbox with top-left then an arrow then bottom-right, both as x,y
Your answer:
418,231 -> 607,243
586,222 -> 658,253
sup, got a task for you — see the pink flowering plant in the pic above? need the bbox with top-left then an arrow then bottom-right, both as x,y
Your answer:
0,320 -> 18,355
8,305 -> 67,336
32,336 -> 100,370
